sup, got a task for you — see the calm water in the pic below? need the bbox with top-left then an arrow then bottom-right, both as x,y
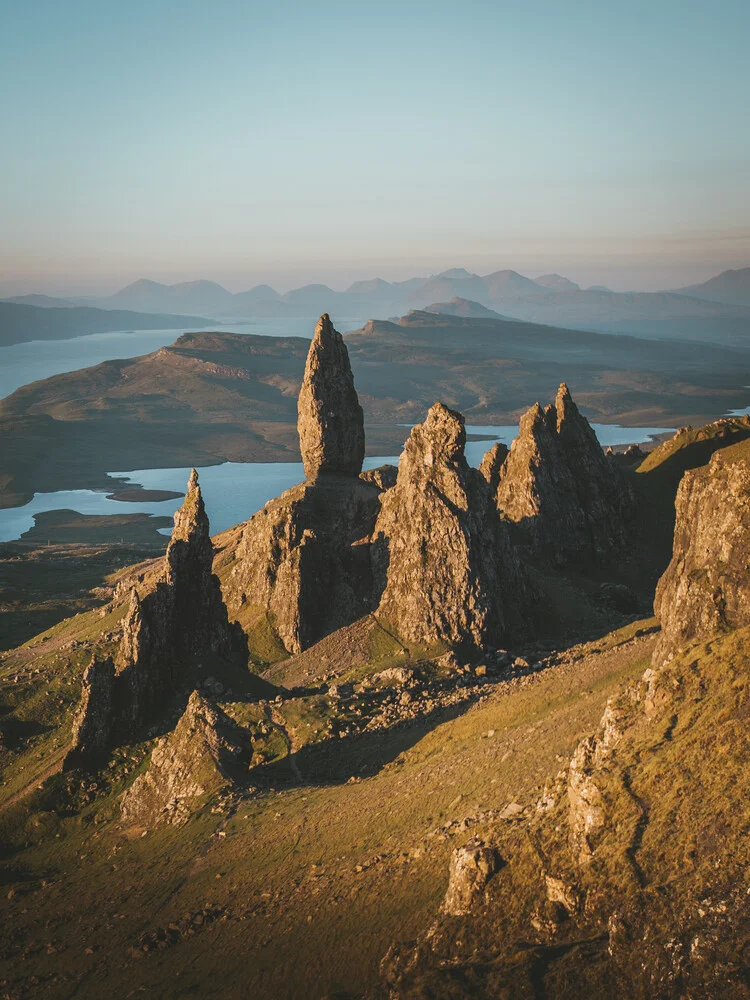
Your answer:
0,317 -> 367,401
0,423 -> 674,543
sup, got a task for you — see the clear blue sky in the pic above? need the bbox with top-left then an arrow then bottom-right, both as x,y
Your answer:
1,0 -> 748,294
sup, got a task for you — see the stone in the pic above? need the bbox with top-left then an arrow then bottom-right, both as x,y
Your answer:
121,691 -> 251,827
68,471 -> 248,755
372,666 -> 414,687
63,656 -> 116,770
226,475 -> 382,653
653,448 -> 750,664
567,696 -> 627,862
372,402 -> 527,650
490,383 -> 634,567
477,441 -> 508,496
297,313 -> 365,480
359,464 -> 398,491
441,837 -> 503,916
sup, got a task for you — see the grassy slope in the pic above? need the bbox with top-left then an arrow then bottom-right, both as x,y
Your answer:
393,624 -> 750,999
0,618 -> 654,999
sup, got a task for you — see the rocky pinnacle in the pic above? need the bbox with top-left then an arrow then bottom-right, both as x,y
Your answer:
373,401 -> 525,649
297,314 -> 365,480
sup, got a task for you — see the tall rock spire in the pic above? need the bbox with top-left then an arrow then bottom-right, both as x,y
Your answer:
67,470 -> 248,758
297,314 -> 365,480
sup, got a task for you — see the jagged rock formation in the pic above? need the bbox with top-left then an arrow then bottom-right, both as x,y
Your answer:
120,691 -> 251,827
373,402 -> 525,649
441,838 -> 503,916
63,656 -> 115,770
567,697 -> 630,863
653,446 -> 750,665
359,464 -> 398,491
297,313 -> 365,480
227,476 -> 381,653
489,383 -> 633,567
66,472 -> 248,762
477,441 -> 508,496
225,317 -> 380,654
113,470 -> 247,733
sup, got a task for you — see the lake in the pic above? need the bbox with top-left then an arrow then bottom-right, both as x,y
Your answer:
0,423 -> 674,543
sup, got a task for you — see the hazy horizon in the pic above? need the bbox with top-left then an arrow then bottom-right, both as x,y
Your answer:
2,0 -> 748,298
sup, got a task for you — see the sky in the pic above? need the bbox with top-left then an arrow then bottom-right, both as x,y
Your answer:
1,0 -> 749,296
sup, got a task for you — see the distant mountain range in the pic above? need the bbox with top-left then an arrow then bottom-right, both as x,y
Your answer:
674,266 -> 750,308
3,266 -> 750,345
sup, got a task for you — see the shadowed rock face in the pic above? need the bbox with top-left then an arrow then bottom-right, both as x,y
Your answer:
373,402 -> 526,649
63,656 -> 116,770
67,471 -> 248,761
653,448 -> 750,665
120,691 -> 251,827
490,383 -> 633,567
227,475 -> 382,654
297,313 -> 365,480
478,441 -> 508,496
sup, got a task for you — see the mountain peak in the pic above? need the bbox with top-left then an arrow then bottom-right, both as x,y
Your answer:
436,268 -> 478,280
535,273 -> 581,291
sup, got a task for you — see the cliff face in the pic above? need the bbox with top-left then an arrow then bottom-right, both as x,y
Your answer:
653,445 -> 750,664
373,402 -> 526,650
491,383 -> 633,567
297,313 -> 365,480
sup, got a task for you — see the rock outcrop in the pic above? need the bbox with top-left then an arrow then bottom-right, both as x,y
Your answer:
113,470 -> 247,736
489,383 -> 633,567
225,316 -> 381,654
67,472 -> 248,762
373,402 -> 525,649
297,313 -> 365,480
63,656 -> 116,770
120,691 -> 251,827
227,476 -> 381,653
360,464 -> 398,491
441,838 -> 503,916
653,446 -> 750,664
477,442 -> 508,497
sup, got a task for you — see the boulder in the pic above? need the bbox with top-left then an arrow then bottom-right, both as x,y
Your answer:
441,838 -> 503,916
297,313 -> 365,480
